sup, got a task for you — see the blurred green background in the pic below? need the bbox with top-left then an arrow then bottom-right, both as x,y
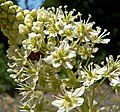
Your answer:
0,0 -> 120,105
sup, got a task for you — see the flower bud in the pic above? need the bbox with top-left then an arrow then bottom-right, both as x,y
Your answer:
8,14 -> 15,22
24,9 -> 30,16
8,5 -> 16,14
0,0 -> 6,3
0,10 -> 7,18
37,8 -> 48,21
9,29 -> 18,38
4,1 -> 13,6
30,9 -> 37,19
16,12 -> 24,21
19,24 -> 29,35
12,21 -> 20,29
1,18 -> 8,25
0,2 -> 8,10
0,23 -> 5,30
24,14 -> 33,27
32,21 -> 44,33
15,35 -> 25,45
16,7 -> 23,13
6,22 -> 12,29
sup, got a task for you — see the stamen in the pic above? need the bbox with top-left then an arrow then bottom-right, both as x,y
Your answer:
86,14 -> 91,24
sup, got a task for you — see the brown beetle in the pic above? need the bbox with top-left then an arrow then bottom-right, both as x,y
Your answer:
27,51 -> 43,61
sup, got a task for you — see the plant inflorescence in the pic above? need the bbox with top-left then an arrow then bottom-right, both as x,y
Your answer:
0,0 -> 120,112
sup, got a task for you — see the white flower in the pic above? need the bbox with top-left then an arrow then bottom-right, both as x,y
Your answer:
78,63 -> 104,86
109,76 -> 120,86
78,43 -> 98,60
22,32 -> 44,52
43,40 -> 76,69
74,14 -> 95,41
52,86 -> 85,112
37,7 -> 49,21
103,55 -> 120,86
32,21 -> 44,33
89,27 -> 110,44
59,23 -> 76,41
44,22 -> 60,38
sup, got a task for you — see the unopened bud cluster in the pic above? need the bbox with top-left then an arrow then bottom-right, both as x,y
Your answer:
0,1 -> 120,112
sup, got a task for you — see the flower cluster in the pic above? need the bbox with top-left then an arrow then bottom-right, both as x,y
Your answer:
0,1 -> 120,112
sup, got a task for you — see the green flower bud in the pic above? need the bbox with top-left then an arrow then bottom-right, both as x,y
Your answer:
24,9 -> 30,16
1,18 -> 8,25
0,0 -> 6,3
0,2 -> 8,10
8,5 -> 16,14
15,35 -> 26,45
4,1 -> 13,7
16,12 -> 24,21
1,23 -> 5,30
6,22 -> 12,29
9,29 -> 18,38
0,10 -> 7,18
8,14 -> 15,22
12,21 -> 20,29
16,7 -> 23,13
30,9 -> 37,19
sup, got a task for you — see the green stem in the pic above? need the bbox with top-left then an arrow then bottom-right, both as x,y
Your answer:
91,88 -> 95,110
72,38 -> 80,48
67,69 -> 78,88
81,96 -> 89,112
90,77 -> 107,111
94,77 -> 107,91
79,59 -> 83,68
87,96 -> 93,112
85,43 -> 95,66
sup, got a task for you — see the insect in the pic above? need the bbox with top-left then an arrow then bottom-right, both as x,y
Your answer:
27,51 -> 43,61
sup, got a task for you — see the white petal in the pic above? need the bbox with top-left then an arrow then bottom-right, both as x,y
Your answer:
68,51 -> 76,59
53,60 -> 62,68
73,86 -> 85,97
64,24 -> 71,30
101,39 -> 110,44
110,77 -> 120,84
57,107 -> 64,112
43,55 -> 53,64
52,99 -> 64,108
75,98 -> 84,106
60,41 -> 69,51
93,47 -> 98,53
66,61 -> 73,69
